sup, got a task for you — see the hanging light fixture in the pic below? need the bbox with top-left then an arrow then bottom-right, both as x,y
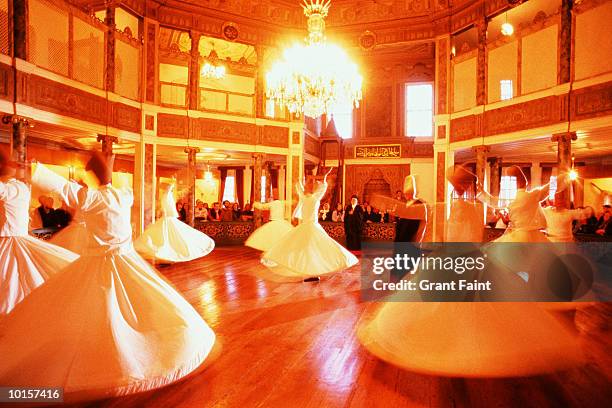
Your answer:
204,163 -> 213,181
201,48 -> 226,79
569,155 -> 578,181
501,12 -> 514,36
266,0 -> 363,118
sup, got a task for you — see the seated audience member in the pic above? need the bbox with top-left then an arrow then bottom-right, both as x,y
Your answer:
36,196 -> 57,228
208,202 -> 222,221
221,200 -> 234,221
371,208 -> 382,223
596,209 -> 612,236
381,209 -> 390,223
363,204 -> 375,223
332,203 -> 344,222
176,202 -> 187,223
194,200 -> 209,221
241,203 -> 254,221
319,202 -> 331,222
597,205 -> 611,224
232,203 -> 241,221
574,206 -> 598,234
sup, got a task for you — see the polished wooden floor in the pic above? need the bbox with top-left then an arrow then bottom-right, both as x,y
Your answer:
74,247 -> 611,408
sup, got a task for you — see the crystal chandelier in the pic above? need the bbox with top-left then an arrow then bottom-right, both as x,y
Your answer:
266,0 -> 363,118
200,50 -> 226,79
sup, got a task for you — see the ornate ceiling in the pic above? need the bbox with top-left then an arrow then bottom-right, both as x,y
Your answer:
71,0 -> 513,48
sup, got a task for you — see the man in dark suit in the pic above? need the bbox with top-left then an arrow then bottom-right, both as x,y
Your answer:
344,195 -> 364,251
37,196 -> 57,228
392,175 -> 427,281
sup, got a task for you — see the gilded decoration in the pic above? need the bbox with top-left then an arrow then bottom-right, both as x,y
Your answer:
222,22 -> 240,41
354,144 -> 401,159
359,31 -> 377,51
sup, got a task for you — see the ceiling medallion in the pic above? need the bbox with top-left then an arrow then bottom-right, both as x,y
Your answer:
359,30 -> 377,51
265,0 -> 363,119
222,22 -> 240,41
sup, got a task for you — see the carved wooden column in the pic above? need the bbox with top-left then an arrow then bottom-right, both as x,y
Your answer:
435,36 -> 450,116
473,145 -> 489,195
12,0 -> 28,59
144,20 -> 159,104
559,0 -> 574,84
488,157 -> 502,197
97,134 -> 118,157
265,161 -> 274,200
434,150 -> 447,242
188,31 -> 201,110
255,45 -> 265,118
185,147 -> 199,226
552,132 -> 576,208
133,142 -> 156,235
2,116 -> 31,180
104,5 -> 116,92
476,16 -> 488,106
278,164 -> 286,200
252,153 -> 265,227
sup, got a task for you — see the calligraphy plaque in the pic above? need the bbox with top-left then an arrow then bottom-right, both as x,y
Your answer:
354,144 -> 401,159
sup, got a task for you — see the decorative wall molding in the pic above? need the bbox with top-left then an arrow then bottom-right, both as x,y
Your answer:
14,71 -> 142,132
157,113 -> 188,138
450,114 -> 478,142
191,117 -> 258,144
261,125 -> 289,148
0,63 -> 13,101
484,95 -> 567,136
571,81 -> 612,121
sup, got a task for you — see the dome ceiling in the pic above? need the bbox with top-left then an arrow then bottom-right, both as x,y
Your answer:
104,0 -> 511,29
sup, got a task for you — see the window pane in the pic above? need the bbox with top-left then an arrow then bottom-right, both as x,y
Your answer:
222,175 -> 236,203
500,80 -> 513,100
405,84 -> 433,137
406,84 -> 433,109
261,175 -> 266,202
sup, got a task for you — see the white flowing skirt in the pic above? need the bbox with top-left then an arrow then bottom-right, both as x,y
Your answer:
49,222 -> 89,254
245,220 -> 293,252
358,302 -> 583,377
0,235 -> 78,315
262,222 -> 358,279
134,217 -> 215,263
0,248 -> 215,402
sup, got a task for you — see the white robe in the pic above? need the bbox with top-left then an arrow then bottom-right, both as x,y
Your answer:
358,199 -> 583,377
134,185 -> 215,262
0,178 -> 78,315
0,165 -> 215,402
262,182 -> 358,280
245,200 -> 293,252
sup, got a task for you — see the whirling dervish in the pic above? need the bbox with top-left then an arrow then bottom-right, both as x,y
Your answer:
261,168 -> 358,281
245,192 -> 293,252
477,165 -> 561,243
0,152 -> 216,402
358,165 -> 584,378
0,152 -> 78,315
48,204 -> 88,254
134,182 -> 215,262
